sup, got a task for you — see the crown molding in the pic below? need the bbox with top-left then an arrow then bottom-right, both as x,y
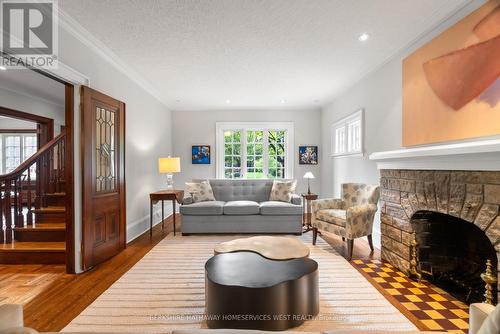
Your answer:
57,8 -> 171,108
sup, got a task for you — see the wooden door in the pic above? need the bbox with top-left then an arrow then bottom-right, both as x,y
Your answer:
81,86 -> 126,270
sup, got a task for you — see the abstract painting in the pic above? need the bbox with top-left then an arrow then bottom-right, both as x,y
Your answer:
403,0 -> 500,146
299,146 -> 318,165
192,145 -> 210,164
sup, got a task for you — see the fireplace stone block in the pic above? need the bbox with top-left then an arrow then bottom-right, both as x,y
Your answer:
379,169 -> 500,303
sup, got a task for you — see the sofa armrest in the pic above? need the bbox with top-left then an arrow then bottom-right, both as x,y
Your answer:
311,198 -> 344,212
344,203 -> 378,238
0,304 -> 23,330
469,303 -> 496,334
290,194 -> 302,206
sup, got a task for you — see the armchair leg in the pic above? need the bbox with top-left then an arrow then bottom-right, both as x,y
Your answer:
367,234 -> 374,252
312,227 -> 318,245
347,239 -> 354,261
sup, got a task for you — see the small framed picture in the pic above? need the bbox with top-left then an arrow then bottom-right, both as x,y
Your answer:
299,146 -> 318,165
192,145 -> 211,164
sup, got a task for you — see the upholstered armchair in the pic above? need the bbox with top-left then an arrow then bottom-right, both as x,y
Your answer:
311,183 -> 380,260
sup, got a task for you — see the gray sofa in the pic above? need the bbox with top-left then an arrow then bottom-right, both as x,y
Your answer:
180,179 -> 303,234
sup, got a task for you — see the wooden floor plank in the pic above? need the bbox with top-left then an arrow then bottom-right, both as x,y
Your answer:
0,216 -> 378,332
0,242 -> 65,252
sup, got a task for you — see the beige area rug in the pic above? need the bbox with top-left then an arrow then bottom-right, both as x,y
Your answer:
63,234 -> 417,333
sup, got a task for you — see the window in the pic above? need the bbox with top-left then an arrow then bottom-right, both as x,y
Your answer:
216,122 -> 294,179
331,109 -> 363,157
0,133 -> 37,174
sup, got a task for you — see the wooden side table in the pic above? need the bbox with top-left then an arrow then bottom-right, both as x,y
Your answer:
150,190 -> 184,237
301,193 -> 318,233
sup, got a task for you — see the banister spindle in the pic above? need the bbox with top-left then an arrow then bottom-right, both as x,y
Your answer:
4,181 -> 12,243
27,168 -> 33,225
0,180 -> 5,243
0,132 -> 66,243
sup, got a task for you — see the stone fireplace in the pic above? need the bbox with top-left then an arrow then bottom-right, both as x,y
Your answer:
378,169 -> 499,304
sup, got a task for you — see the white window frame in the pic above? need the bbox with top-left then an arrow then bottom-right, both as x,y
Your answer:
0,133 -> 38,174
216,122 -> 294,179
331,109 -> 364,157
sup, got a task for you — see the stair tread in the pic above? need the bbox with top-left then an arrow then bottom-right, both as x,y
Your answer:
45,192 -> 66,197
14,223 -> 66,231
0,241 -> 65,252
33,206 -> 66,213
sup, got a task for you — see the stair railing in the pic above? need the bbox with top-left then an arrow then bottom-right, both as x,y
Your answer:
0,131 -> 66,243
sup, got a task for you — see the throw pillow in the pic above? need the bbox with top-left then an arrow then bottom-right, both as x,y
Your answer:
269,180 -> 297,203
477,303 -> 500,334
185,181 -> 215,202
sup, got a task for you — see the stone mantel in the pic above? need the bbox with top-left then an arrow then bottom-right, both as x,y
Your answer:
369,139 -> 500,171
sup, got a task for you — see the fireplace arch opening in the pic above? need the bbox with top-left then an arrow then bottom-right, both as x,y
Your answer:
411,210 -> 497,304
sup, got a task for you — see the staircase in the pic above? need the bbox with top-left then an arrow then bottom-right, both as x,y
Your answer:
0,132 -> 67,264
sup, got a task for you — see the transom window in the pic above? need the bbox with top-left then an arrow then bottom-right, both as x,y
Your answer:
216,122 -> 294,179
0,133 -> 37,174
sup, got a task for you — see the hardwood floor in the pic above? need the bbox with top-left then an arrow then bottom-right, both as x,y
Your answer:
0,216 -> 380,332
0,264 -> 65,306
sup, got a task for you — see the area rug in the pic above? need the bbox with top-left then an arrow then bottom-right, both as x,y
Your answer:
62,234 -> 417,333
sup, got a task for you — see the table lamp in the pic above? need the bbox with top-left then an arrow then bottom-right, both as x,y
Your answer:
158,157 -> 181,189
303,172 -> 315,194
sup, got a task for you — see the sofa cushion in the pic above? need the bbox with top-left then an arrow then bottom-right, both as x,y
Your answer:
269,180 -> 297,202
180,201 -> 225,216
316,209 -> 346,227
224,201 -> 260,215
260,201 -> 302,216
185,181 -> 216,202
201,179 -> 274,202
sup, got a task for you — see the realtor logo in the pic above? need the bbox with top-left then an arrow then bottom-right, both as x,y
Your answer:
1,0 -> 58,68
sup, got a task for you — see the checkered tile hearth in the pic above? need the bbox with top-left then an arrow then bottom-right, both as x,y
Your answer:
352,259 -> 469,333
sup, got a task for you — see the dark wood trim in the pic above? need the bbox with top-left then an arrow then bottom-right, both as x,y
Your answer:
0,129 -> 37,133
0,106 -> 54,147
64,85 -> 75,274
0,105 -> 53,124
81,86 -> 126,271
121,103 -> 126,248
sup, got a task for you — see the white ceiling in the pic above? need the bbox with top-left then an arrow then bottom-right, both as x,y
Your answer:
59,0 -> 470,111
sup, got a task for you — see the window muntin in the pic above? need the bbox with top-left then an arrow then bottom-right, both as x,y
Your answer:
0,134 -> 37,174
331,109 -> 363,157
223,130 -> 242,179
216,122 -> 293,179
267,130 -> 286,179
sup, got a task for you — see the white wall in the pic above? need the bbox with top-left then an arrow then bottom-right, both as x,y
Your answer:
320,0 -> 486,248
172,109 -> 322,195
57,28 -> 173,271
0,116 -> 37,129
0,87 -> 65,134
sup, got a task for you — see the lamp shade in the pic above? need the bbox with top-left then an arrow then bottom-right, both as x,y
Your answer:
158,157 -> 181,173
303,172 -> 315,179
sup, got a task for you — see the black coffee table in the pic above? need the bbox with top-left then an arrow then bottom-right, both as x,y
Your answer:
205,252 -> 319,330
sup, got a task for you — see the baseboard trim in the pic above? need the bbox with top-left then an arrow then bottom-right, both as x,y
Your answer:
127,207 -> 173,243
